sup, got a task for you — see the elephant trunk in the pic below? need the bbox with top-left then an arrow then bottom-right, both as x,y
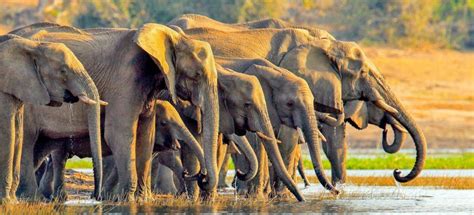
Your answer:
382,116 -> 407,154
177,122 -> 208,177
372,76 -> 427,183
299,107 -> 339,195
229,135 -> 258,182
68,71 -> 103,200
196,82 -> 219,194
257,107 -> 305,201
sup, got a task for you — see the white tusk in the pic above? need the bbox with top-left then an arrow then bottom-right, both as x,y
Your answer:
79,95 -> 108,106
256,131 -> 282,144
99,100 -> 108,106
374,100 -> 399,115
296,127 -> 306,144
79,95 -> 96,105
317,129 -> 327,142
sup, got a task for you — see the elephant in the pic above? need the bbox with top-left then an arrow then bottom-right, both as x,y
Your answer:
34,100 -> 207,201
174,24 -> 426,184
168,14 -> 335,40
162,64 -> 306,201
10,22 -> 220,201
209,57 -> 336,195
0,34 -> 105,203
170,15 -> 421,185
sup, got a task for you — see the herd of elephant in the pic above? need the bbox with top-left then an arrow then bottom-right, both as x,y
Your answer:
0,14 -> 426,204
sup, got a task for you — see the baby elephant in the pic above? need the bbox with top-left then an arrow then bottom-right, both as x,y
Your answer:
35,100 -> 206,201
0,34 -> 105,203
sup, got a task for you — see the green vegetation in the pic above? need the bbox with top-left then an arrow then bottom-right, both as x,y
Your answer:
66,153 -> 474,170
302,153 -> 474,170
1,0 -> 472,49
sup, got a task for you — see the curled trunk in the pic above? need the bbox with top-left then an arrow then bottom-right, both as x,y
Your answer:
374,79 -> 427,183
177,123 -> 207,176
229,135 -> 258,182
382,116 -> 407,154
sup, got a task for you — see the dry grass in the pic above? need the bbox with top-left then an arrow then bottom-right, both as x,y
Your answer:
304,175 -> 474,190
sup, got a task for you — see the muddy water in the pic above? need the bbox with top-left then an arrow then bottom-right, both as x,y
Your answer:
62,184 -> 474,213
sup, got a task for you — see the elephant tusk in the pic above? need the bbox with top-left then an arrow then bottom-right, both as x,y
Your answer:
79,95 -> 108,106
317,129 -> 327,142
316,112 -> 344,127
227,141 -> 241,154
296,127 -> 306,144
172,139 -> 181,150
374,99 -> 398,115
256,131 -> 282,144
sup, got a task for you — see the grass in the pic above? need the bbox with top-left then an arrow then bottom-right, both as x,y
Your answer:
66,153 -> 474,170
301,153 -> 474,170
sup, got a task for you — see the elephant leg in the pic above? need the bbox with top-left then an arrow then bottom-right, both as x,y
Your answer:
0,98 -> 19,203
158,151 -> 186,195
237,133 -> 266,199
321,123 -> 347,185
102,156 -> 118,199
218,153 -> 231,189
17,127 -> 40,200
180,143 -> 199,200
51,148 -> 69,201
9,106 -> 24,202
38,156 -> 54,200
151,155 -> 160,192
135,114 -> 156,200
216,135 -> 228,174
104,108 -> 141,201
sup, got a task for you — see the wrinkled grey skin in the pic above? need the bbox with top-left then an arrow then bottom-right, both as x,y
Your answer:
0,35 -> 104,203
164,65 -> 305,201
171,15 -> 412,187
34,100 -> 207,201
11,22 -> 219,201
168,14 -> 335,40
213,57 -> 336,196
176,22 -> 426,184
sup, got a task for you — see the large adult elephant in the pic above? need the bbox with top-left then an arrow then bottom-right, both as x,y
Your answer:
0,35 -> 105,203
176,25 -> 426,184
10,22 -> 220,201
164,64 -> 306,201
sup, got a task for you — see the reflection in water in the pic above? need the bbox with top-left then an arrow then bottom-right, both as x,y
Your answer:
40,185 -> 474,213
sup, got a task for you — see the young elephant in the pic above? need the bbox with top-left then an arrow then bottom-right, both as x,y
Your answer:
0,35 -> 106,203
34,100 -> 206,201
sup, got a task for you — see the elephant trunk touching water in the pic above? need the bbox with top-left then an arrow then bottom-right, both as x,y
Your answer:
368,76 -> 426,182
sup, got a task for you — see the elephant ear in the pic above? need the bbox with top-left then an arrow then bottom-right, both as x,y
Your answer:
344,100 -> 368,130
134,23 -> 179,103
279,44 -> 343,114
0,37 -> 50,105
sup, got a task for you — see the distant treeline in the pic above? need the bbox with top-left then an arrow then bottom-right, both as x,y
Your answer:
1,0 -> 473,49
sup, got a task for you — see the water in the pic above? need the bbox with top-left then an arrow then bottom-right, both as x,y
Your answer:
61,184 -> 474,213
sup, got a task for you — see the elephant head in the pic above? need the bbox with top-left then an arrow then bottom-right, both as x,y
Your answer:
0,35 -> 107,199
280,39 -> 426,182
344,100 -> 407,153
134,24 -> 219,192
154,100 -> 208,180
243,64 -> 338,195
217,66 -> 305,201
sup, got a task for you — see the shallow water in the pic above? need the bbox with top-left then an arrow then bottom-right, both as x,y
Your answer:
61,184 -> 474,213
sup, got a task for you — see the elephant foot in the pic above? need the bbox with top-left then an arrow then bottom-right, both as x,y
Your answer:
245,191 -> 266,200
199,190 -> 217,201
0,197 -> 16,205
269,189 -> 292,200
53,190 -> 68,202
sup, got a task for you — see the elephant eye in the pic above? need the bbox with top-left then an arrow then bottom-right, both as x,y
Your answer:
160,120 -> 167,126
60,70 -> 67,74
244,102 -> 252,108
287,101 -> 294,108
